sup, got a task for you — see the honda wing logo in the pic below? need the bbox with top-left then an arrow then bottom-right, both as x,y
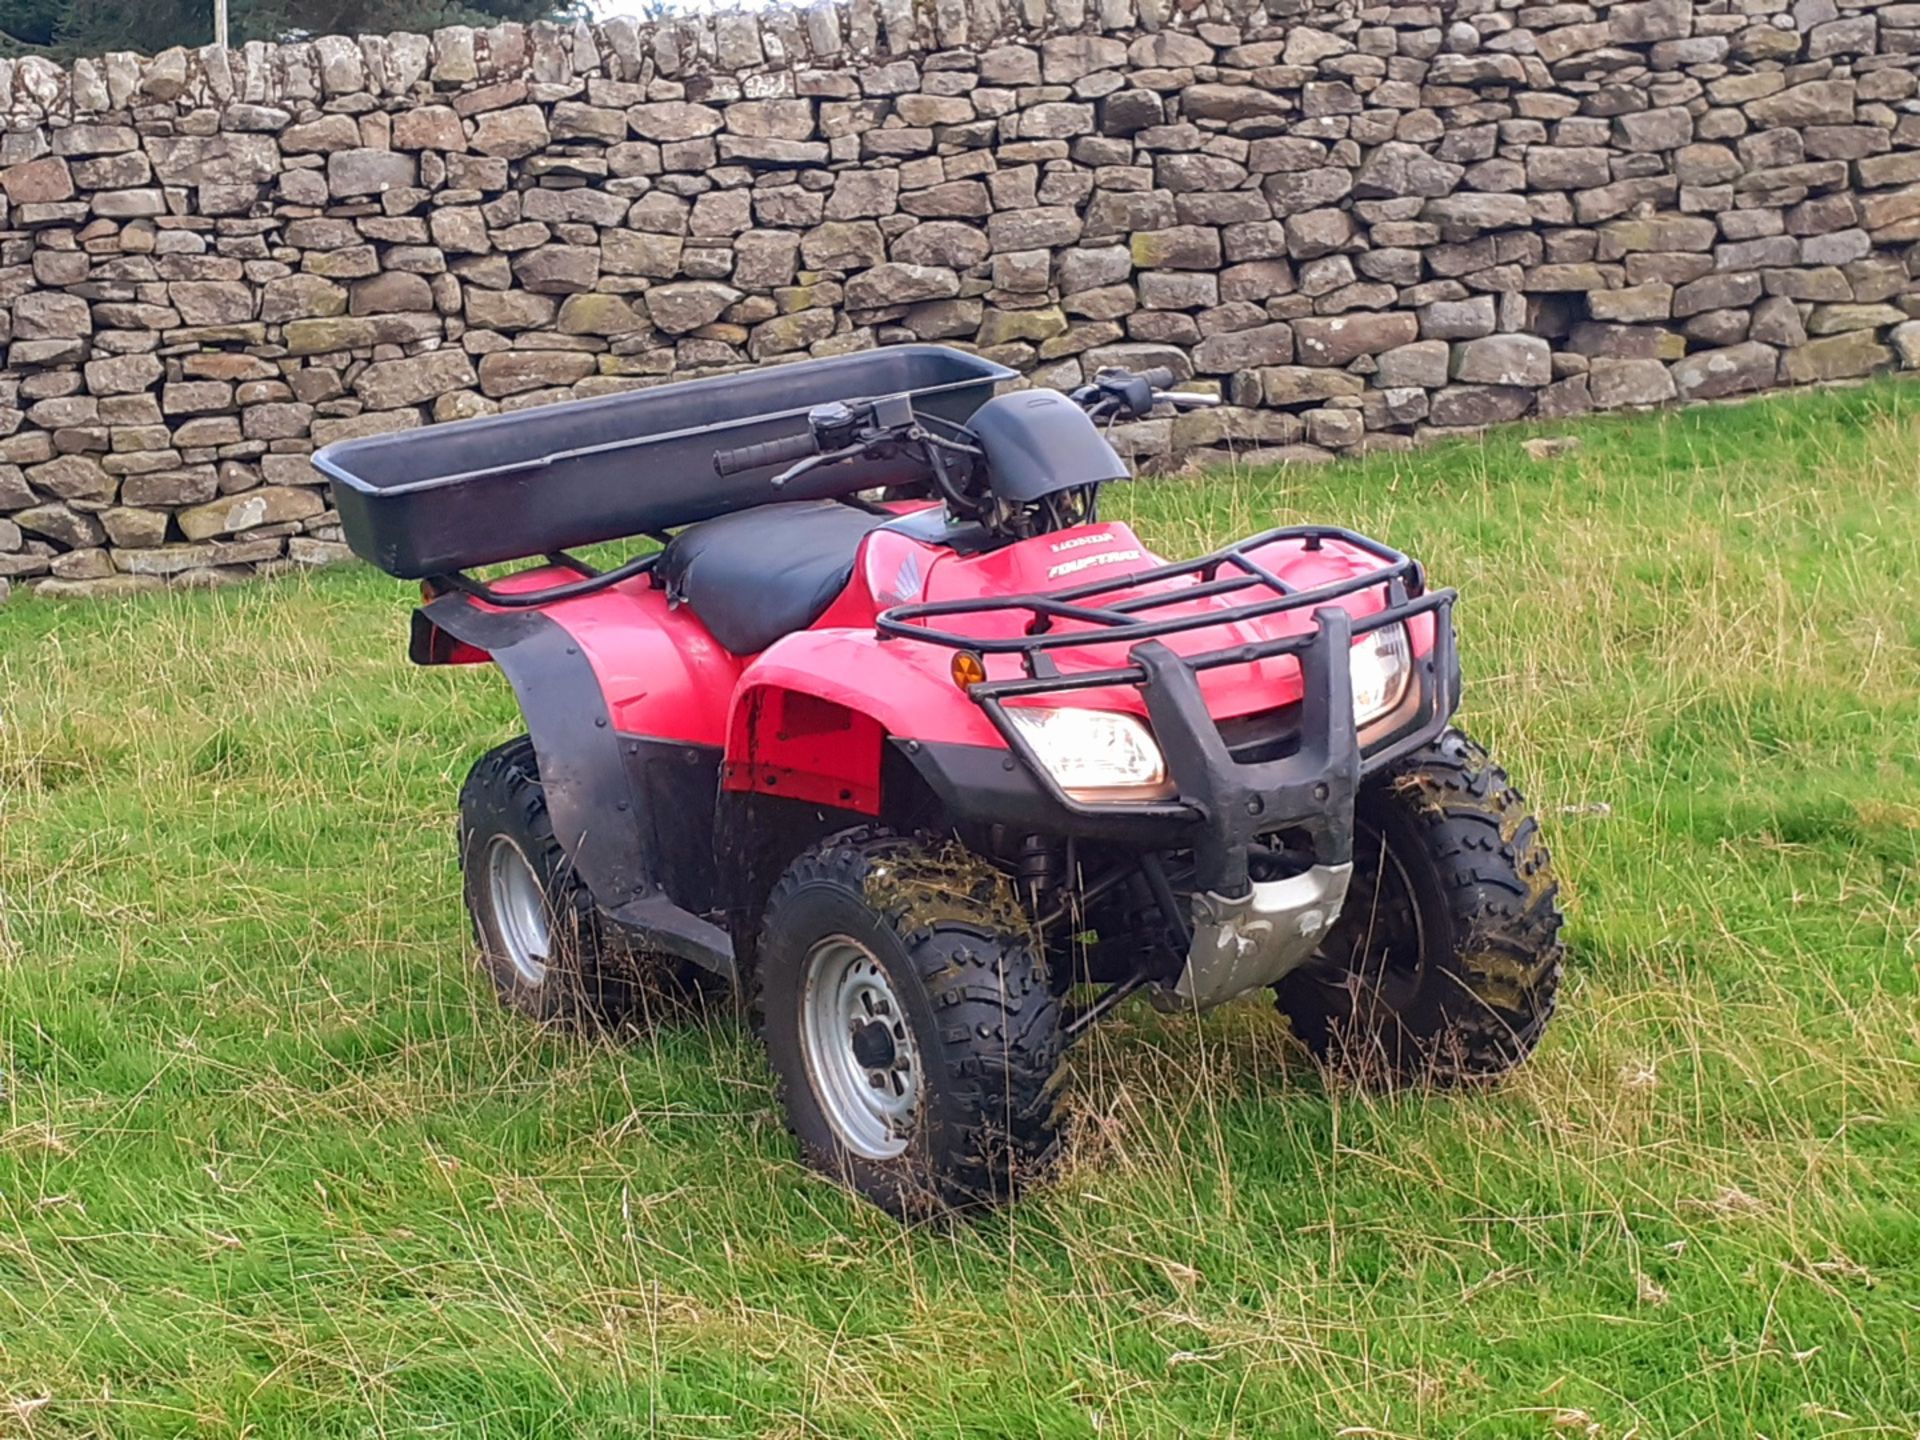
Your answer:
888,551 -> 925,603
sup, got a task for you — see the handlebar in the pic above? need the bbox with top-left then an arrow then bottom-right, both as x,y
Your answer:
714,367 -> 1211,481
713,430 -> 818,477
1073,366 -> 1218,421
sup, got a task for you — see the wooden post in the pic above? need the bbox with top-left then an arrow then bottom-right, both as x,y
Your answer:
213,0 -> 228,48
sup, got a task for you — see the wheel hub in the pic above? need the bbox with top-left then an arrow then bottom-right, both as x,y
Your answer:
485,836 -> 551,985
1317,819 -> 1427,1008
850,1019 -> 897,1071
799,938 -> 922,1160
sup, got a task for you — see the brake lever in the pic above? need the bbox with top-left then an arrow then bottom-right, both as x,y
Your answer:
770,452 -> 829,489
1158,390 -> 1222,409
771,440 -> 870,489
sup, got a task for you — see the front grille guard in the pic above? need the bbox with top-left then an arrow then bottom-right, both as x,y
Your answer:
876,525 -> 1459,877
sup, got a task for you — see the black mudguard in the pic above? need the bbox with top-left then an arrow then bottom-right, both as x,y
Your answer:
418,594 -> 734,978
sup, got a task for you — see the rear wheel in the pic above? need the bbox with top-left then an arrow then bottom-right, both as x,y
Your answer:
754,830 -> 1066,1216
459,737 -> 700,1028
1275,728 -> 1564,1083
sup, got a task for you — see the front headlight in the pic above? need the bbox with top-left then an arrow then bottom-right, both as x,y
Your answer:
1005,706 -> 1173,802
1351,623 -> 1413,726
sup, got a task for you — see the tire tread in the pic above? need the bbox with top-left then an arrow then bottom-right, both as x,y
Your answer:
1278,727 -> 1565,1083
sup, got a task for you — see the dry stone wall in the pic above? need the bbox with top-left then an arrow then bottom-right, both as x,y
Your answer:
6,0 -> 1920,599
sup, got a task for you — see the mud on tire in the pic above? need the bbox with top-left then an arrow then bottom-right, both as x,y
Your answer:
459,736 -> 700,1029
753,829 -> 1066,1217
1275,727 -> 1564,1084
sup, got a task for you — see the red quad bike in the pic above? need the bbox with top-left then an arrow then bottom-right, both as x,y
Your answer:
318,346 -> 1565,1217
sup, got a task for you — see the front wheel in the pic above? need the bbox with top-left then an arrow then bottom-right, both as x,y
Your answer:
754,830 -> 1066,1217
1275,728 -> 1564,1084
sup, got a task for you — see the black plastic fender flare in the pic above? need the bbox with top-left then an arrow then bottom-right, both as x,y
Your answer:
419,594 -> 655,908
418,594 -> 736,977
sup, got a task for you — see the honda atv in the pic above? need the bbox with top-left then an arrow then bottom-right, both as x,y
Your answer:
317,345 -> 1564,1217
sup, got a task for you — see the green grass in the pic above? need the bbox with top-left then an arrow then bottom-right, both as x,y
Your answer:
3,379 -> 1918,1438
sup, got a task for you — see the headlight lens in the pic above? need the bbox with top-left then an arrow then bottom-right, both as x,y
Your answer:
1351,623 -> 1413,726
1005,706 -> 1173,802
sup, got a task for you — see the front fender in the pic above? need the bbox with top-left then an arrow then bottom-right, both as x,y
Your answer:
725,629 -> 1007,810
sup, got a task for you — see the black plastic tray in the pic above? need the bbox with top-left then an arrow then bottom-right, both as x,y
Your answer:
314,346 -> 1017,578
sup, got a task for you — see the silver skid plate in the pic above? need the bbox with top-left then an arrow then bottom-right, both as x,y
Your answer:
1154,863 -> 1353,1012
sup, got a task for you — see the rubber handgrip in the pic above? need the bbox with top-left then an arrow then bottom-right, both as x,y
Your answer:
713,431 -> 817,477
1138,366 -> 1176,390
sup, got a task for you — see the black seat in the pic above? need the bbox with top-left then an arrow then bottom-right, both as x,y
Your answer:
657,501 -> 889,656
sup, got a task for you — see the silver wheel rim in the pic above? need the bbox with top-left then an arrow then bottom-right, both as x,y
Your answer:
486,836 -> 551,986
799,937 -> 922,1160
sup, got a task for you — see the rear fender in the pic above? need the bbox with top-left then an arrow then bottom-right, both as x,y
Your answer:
725,630 -> 1005,812
418,587 -> 739,980
419,593 -> 656,909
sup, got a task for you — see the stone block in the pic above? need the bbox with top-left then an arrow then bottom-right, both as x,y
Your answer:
1672,342 -> 1779,400
1191,324 -> 1294,372
161,382 -> 235,416
393,106 -> 467,151
1294,313 -> 1420,366
13,292 -> 91,340
471,106 -> 552,158
475,351 -> 596,397
1747,81 -> 1857,128
1375,340 -> 1450,389
513,246 -> 601,295
178,486 -> 324,540
845,264 -> 960,309
352,351 -> 478,409
642,281 -> 742,333
1673,271 -> 1763,317
1588,283 -> 1674,323
892,222 -> 990,269
1452,334 -> 1552,387
323,148 -> 417,199
1783,330 -> 1895,382
1589,357 -> 1678,408
1428,385 -> 1533,426
1,156 -> 74,204
1420,295 -> 1498,340
801,221 -> 887,271
626,102 -> 723,142
990,207 -> 1086,253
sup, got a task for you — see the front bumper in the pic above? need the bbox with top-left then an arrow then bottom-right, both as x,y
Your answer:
901,597 -> 1461,882
880,522 -> 1463,1008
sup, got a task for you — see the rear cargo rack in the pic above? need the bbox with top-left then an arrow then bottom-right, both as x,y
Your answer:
427,545 -> 666,610
315,345 -> 1015,579
878,524 -> 1446,688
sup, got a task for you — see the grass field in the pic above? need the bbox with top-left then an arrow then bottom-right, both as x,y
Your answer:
3,380 -> 1918,1439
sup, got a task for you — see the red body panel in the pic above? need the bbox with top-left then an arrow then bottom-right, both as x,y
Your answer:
442,506 -> 1432,807
470,564 -> 742,746
733,629 -> 1008,752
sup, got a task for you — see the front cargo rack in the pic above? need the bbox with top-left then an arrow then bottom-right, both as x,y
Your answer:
877,524 -> 1449,687
877,524 -> 1460,817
